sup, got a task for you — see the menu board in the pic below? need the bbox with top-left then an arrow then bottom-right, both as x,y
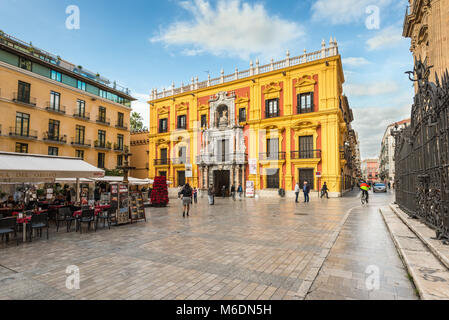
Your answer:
117,184 -> 130,225
246,181 -> 255,198
130,192 -> 146,223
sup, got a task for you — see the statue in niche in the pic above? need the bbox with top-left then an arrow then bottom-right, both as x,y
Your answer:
219,109 -> 228,127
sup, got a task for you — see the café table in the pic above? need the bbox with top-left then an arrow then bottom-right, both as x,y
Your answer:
72,205 -> 111,230
13,210 -> 46,242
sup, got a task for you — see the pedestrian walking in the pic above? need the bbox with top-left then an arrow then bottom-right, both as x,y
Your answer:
303,181 -> 311,203
320,182 -> 329,199
231,184 -> 236,201
222,185 -> 226,198
208,184 -> 215,205
193,187 -> 198,203
295,182 -> 300,203
388,181 -> 391,190
180,183 -> 193,217
237,183 -> 243,200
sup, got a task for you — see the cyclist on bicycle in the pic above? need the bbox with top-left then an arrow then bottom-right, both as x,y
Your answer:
359,180 -> 371,203
320,182 -> 329,199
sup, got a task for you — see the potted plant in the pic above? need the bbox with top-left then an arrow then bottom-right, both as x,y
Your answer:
113,142 -> 119,150
106,141 -> 112,149
94,140 -> 99,147
78,65 -> 83,70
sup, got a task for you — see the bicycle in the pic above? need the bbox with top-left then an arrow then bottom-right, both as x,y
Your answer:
361,191 -> 368,205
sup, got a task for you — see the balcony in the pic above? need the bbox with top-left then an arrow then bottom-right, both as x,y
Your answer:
9,127 -> 38,140
96,117 -> 111,126
196,152 -> 248,165
43,132 -> 67,144
172,158 -> 189,165
259,152 -> 286,161
154,158 -> 170,166
73,110 -> 90,121
71,138 -> 91,148
291,150 -> 321,160
12,92 -> 36,107
94,140 -> 112,150
45,102 -> 66,114
114,143 -> 129,152
115,122 -> 128,130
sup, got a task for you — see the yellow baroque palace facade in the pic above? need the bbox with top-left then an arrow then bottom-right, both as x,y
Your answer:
0,32 -> 134,170
148,39 -> 359,197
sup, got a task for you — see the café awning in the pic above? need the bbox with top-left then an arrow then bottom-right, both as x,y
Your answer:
94,176 -> 154,185
0,152 -> 105,183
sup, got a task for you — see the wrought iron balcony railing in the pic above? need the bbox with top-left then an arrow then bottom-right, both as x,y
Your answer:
115,122 -> 128,130
71,138 -> 91,147
291,150 -> 321,159
43,132 -> 67,143
12,92 -> 36,106
9,127 -> 38,139
172,157 -> 189,165
94,141 -> 112,150
45,102 -> 66,114
96,117 -> 111,126
73,110 -> 90,120
154,158 -> 170,166
259,152 -> 286,161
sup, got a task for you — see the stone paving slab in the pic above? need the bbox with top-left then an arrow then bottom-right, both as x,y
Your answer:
380,206 -> 449,300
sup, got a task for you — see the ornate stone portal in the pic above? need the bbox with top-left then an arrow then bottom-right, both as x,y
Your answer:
197,91 -> 247,194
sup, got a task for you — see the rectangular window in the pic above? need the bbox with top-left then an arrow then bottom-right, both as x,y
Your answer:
159,118 -> 168,133
179,146 -> 187,163
98,153 -> 105,169
17,81 -> 31,104
239,108 -> 246,122
98,130 -> 106,147
117,134 -> 124,150
177,171 -> 186,187
266,138 -> 279,160
98,106 -> 106,122
297,93 -> 314,114
48,146 -> 59,156
177,115 -> 187,129
15,143 -> 28,153
75,150 -> 84,160
265,99 -> 279,118
117,112 -> 124,127
299,168 -> 314,190
160,148 -> 168,164
99,89 -> 107,99
201,114 -> 207,128
75,125 -> 85,144
51,70 -> 62,82
50,91 -> 60,110
76,99 -> 86,117
266,169 -> 279,189
117,155 -> 123,167
77,80 -> 86,91
19,57 -> 31,71
15,112 -> 30,136
48,119 -> 60,139
299,136 -> 314,158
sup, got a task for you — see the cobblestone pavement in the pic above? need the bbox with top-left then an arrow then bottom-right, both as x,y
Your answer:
0,191 -> 417,300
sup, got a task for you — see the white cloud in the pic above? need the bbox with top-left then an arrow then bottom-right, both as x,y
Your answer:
311,0 -> 391,25
352,104 -> 410,159
342,57 -> 371,67
151,0 -> 304,60
131,93 -> 150,129
366,25 -> 404,50
344,81 -> 400,96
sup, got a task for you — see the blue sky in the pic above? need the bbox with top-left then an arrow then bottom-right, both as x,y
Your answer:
0,0 -> 414,158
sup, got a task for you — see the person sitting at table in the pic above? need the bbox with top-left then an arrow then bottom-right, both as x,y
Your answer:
6,196 -> 16,208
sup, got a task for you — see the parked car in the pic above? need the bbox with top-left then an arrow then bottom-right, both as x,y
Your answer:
373,183 -> 387,193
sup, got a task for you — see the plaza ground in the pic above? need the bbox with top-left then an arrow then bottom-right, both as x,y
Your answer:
0,190 -> 417,300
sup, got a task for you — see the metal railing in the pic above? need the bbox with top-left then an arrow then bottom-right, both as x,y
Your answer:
12,92 -> 36,106
94,141 -> 112,150
43,132 -> 67,143
259,152 -> 286,161
96,117 -> 110,126
9,127 -> 38,139
154,158 -> 170,166
291,150 -> 321,159
73,110 -> 90,120
45,102 -> 66,114
115,122 -> 128,130
71,138 -> 91,147
172,158 -> 189,165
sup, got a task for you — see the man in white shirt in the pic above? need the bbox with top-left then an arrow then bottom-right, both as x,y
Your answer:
295,183 -> 300,203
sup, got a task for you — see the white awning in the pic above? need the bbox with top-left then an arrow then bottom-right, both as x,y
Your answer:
0,152 -> 105,183
94,176 -> 154,185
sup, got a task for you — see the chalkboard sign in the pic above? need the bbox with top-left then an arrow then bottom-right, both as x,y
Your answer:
130,192 -> 146,223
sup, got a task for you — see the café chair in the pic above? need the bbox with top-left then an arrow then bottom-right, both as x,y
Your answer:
78,209 -> 95,234
0,218 -> 19,246
28,213 -> 49,242
56,207 -> 76,232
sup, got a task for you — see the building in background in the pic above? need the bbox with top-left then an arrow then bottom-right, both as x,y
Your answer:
0,32 -> 134,170
148,39 -> 358,197
361,159 -> 379,184
379,119 -> 411,183
403,0 -> 449,85
130,130 -> 150,179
